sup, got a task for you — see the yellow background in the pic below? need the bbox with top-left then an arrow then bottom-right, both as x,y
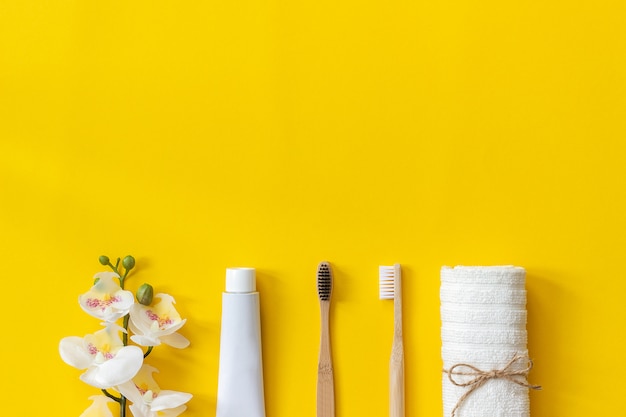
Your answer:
1,1 -> 625,416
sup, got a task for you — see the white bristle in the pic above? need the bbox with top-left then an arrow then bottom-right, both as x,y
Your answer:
379,265 -> 395,299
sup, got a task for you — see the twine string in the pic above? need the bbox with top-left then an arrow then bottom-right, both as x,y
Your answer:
443,354 -> 542,417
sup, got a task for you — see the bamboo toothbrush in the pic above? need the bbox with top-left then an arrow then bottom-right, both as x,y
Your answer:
317,261 -> 335,417
380,264 -> 404,417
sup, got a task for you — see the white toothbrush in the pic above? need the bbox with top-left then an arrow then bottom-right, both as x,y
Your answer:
380,264 -> 404,417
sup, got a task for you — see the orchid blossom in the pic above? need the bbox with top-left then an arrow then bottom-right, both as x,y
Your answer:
61,255 -> 191,417
79,395 -> 116,417
129,293 -> 190,348
117,364 -> 192,417
59,324 -> 144,389
79,271 -> 135,323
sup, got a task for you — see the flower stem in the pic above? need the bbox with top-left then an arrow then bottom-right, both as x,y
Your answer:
118,313 -> 131,417
122,315 -> 130,345
144,346 -> 153,358
101,389 -> 121,403
120,395 -> 127,417
101,256 -> 131,417
120,281 -> 131,417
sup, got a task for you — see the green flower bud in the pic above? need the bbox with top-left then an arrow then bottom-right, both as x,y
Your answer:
122,255 -> 136,270
99,255 -> 110,266
136,283 -> 154,306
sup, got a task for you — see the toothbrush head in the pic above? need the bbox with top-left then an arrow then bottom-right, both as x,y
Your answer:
317,261 -> 332,301
379,265 -> 397,300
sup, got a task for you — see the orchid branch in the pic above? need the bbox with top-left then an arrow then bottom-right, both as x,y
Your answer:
101,389 -> 122,403
144,346 -> 154,358
97,255 -> 136,417
60,254 -> 191,417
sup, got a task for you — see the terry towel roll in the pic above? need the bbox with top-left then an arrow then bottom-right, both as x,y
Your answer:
440,266 -> 539,417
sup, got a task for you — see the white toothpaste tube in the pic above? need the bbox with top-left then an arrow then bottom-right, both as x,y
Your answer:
216,267 -> 266,417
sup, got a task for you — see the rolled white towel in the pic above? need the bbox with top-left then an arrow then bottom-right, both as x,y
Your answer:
441,266 -> 539,417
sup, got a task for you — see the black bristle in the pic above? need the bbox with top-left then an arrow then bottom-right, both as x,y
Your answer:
317,262 -> 332,301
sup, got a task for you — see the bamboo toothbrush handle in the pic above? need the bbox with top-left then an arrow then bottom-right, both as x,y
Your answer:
390,348 -> 405,417
317,301 -> 335,417
391,263 -> 404,417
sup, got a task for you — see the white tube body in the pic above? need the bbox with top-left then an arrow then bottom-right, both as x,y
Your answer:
216,269 -> 266,417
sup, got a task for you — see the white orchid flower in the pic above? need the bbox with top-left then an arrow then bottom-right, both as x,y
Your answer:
59,325 -> 144,389
117,364 -> 192,417
79,395 -> 115,417
129,294 -> 190,348
79,271 -> 135,323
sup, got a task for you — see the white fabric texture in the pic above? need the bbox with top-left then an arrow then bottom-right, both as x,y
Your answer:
440,307 -> 527,325
441,266 -> 531,417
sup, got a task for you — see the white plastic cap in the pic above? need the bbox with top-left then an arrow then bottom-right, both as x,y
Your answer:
225,268 -> 256,293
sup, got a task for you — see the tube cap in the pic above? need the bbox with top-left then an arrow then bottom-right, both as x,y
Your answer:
225,268 -> 256,293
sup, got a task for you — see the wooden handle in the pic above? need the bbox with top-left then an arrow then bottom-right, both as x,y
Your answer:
318,301 -> 334,417
390,263 -> 404,417
390,350 -> 405,417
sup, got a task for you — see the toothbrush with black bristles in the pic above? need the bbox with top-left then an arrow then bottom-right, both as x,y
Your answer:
317,261 -> 335,417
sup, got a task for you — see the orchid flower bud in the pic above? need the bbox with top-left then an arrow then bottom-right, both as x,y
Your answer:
99,255 -> 110,266
123,255 -> 136,271
136,283 -> 154,306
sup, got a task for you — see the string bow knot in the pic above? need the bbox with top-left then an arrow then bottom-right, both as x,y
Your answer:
444,354 -> 542,417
